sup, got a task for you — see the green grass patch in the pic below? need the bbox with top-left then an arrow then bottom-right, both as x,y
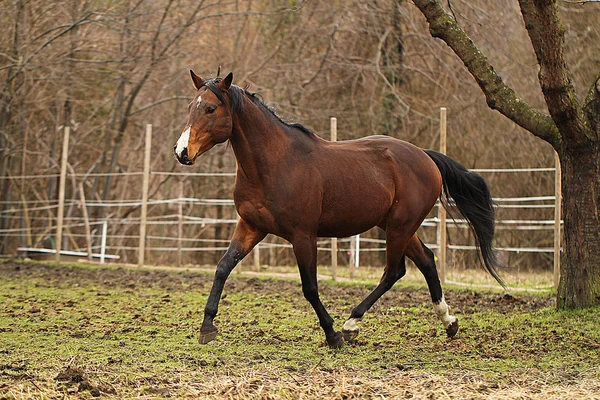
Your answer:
1,259 -> 598,398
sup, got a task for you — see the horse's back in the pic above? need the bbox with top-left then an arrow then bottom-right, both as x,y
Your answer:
315,135 -> 442,236
341,135 -> 442,209
322,135 -> 441,191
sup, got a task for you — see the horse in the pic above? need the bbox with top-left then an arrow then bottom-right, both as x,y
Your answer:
174,70 -> 504,348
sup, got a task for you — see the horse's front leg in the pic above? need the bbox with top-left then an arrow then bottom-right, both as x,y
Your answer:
292,235 -> 344,348
199,219 -> 266,344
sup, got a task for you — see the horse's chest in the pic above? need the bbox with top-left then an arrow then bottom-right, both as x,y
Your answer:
233,183 -> 316,237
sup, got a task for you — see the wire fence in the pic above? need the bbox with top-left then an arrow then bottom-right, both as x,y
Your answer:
1,114 -> 562,288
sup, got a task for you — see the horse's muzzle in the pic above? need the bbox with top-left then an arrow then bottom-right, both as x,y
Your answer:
174,146 -> 194,165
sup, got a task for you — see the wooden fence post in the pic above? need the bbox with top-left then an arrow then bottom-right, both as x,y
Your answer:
254,244 -> 261,271
55,126 -> 70,262
20,125 -> 31,248
349,236 -> 356,279
177,180 -> 183,267
138,124 -> 152,267
79,184 -> 92,261
437,108 -> 447,284
330,117 -> 338,281
354,234 -> 360,268
553,151 -> 562,288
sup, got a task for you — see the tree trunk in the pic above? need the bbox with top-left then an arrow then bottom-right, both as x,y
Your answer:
558,142 -> 600,308
412,0 -> 600,309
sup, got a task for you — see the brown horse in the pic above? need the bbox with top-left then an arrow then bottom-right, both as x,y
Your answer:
174,70 -> 504,348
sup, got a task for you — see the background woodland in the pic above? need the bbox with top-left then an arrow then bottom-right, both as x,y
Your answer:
1,0 -> 599,270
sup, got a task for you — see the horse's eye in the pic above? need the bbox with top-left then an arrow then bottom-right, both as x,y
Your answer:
206,106 -> 216,114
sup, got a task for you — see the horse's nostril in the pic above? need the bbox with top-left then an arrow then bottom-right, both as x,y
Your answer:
175,146 -> 192,165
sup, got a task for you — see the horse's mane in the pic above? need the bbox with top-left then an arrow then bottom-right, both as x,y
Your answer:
203,78 -> 316,138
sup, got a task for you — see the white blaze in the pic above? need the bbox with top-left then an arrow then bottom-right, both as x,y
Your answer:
175,127 -> 191,158
433,296 -> 457,328
196,96 -> 202,108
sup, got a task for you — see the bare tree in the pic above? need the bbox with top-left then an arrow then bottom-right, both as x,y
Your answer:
1,0 -> 593,273
413,0 -> 600,308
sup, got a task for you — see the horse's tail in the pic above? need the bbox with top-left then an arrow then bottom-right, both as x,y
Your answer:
424,149 -> 505,288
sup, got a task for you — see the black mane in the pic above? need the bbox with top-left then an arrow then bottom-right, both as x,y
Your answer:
203,78 -> 315,137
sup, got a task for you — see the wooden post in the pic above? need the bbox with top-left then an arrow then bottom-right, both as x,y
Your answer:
354,234 -> 360,268
177,180 -> 183,267
349,235 -> 356,279
331,240 -> 338,280
437,108 -> 447,284
553,151 -> 562,288
55,126 -> 70,262
21,125 -> 31,247
138,124 -> 152,267
330,117 -> 338,281
254,244 -> 261,271
79,184 -> 92,261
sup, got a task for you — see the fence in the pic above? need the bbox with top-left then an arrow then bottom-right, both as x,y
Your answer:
1,109 -> 562,287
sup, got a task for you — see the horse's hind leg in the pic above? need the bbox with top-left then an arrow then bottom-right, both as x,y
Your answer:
342,233 -> 408,342
405,234 -> 458,337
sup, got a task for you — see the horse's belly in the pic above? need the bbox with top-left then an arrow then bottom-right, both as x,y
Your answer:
317,219 -> 382,238
317,185 -> 393,237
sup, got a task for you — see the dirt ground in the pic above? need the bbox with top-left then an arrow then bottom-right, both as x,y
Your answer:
1,260 -> 599,399
4,259 -> 554,312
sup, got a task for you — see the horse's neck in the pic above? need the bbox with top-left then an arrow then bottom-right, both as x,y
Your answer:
229,101 -> 293,183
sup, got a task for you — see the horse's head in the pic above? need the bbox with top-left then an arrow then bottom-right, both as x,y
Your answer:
174,70 -> 234,165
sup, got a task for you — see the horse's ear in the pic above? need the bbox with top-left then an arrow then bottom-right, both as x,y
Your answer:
190,70 -> 204,90
219,72 -> 233,92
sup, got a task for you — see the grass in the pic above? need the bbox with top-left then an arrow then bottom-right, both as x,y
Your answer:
1,259 -> 599,399
238,259 -> 555,293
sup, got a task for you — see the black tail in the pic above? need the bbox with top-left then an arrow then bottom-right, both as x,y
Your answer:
425,150 -> 505,288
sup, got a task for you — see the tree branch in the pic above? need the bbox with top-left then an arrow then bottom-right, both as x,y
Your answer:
129,96 -> 193,117
301,22 -> 339,88
413,0 -> 562,149
519,0 -> 589,144
583,74 -> 600,140
14,13 -> 96,82
374,27 -> 410,116
151,0 -> 175,63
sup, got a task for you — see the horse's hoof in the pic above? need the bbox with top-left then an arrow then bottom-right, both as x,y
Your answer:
342,327 -> 359,343
342,318 -> 360,343
446,319 -> 459,338
198,326 -> 218,344
327,332 -> 345,349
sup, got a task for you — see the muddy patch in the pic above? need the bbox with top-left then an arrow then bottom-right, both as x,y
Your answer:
0,259 -> 552,316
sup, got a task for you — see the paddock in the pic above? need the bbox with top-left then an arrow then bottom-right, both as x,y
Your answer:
1,259 -> 599,399
0,110 -> 562,290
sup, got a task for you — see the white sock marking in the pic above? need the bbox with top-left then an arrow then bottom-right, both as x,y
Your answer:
175,127 -> 190,157
343,318 -> 360,332
434,296 -> 457,329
